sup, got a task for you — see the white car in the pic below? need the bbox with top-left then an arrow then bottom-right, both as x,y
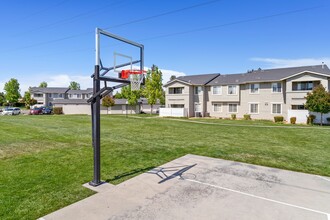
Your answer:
2,107 -> 21,115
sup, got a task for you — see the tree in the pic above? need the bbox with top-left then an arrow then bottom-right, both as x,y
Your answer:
102,95 -> 115,114
39,81 -> 48,88
170,75 -> 176,81
120,85 -> 141,114
69,81 -> 80,90
4,78 -> 20,105
143,65 -> 165,114
0,92 -> 5,106
305,84 -> 330,126
23,90 -> 37,109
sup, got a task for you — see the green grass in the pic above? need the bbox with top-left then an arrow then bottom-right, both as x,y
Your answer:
0,115 -> 330,219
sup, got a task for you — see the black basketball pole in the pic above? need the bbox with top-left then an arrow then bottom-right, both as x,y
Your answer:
90,29 -> 101,186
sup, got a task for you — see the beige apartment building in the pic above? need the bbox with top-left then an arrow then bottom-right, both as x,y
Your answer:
164,65 -> 330,122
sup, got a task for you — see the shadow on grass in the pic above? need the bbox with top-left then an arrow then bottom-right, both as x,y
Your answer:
105,166 -> 155,182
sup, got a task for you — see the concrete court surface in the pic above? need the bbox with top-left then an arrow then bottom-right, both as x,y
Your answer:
40,154 -> 330,220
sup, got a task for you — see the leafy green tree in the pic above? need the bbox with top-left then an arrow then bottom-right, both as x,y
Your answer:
305,84 -> 330,126
0,92 -> 5,106
121,85 -> 141,114
143,65 -> 165,114
23,90 -> 37,109
39,81 -> 47,88
102,95 -> 115,114
4,78 -> 20,105
69,81 -> 80,90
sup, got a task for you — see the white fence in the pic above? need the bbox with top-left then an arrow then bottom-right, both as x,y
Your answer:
159,108 -> 188,117
288,110 -> 330,124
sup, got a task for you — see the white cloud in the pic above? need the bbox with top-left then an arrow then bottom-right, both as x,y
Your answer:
159,68 -> 186,84
251,57 -> 330,68
48,74 -> 92,89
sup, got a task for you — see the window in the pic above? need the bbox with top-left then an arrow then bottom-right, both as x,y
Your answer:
34,93 -> 43,98
194,86 -> 202,95
194,102 -> 201,112
59,94 -> 63,98
169,87 -> 183,94
77,94 -> 81,98
250,84 -> 259,94
213,103 -> 222,112
171,104 -> 184,108
292,81 -> 315,91
228,85 -> 237,95
69,94 -> 73,98
228,104 -> 238,113
272,82 -> 282,93
291,105 -> 306,110
249,103 -> 259,114
212,86 -> 222,95
48,93 -> 52,98
272,104 -> 282,114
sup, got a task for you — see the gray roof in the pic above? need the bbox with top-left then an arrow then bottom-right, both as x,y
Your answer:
165,73 -> 220,86
208,73 -> 245,85
30,87 -> 70,93
67,88 -> 93,94
208,65 -> 330,85
52,99 -> 89,104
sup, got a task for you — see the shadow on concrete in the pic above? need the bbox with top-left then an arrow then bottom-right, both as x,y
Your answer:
106,166 -> 155,182
147,164 -> 197,184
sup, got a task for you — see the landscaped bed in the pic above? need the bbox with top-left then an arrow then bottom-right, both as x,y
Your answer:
0,115 -> 329,219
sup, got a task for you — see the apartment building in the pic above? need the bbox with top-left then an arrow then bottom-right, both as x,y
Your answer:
30,87 -> 93,106
164,65 -> 330,122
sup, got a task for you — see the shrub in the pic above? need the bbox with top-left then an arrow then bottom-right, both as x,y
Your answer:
231,114 -> 236,120
307,114 -> 316,124
290,117 -> 296,124
53,107 -> 63,115
274,116 -> 284,123
243,114 -> 251,120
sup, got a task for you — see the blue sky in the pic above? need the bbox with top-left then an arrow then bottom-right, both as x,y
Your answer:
0,0 -> 329,93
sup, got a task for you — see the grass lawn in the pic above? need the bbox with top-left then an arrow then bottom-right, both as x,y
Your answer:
0,115 -> 329,219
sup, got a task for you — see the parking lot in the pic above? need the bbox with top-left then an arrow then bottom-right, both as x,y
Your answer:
40,154 -> 330,220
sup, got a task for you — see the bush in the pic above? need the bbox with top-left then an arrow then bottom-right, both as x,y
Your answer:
274,116 -> 284,123
231,114 -> 236,120
307,114 -> 316,124
243,114 -> 251,120
290,117 -> 296,124
53,107 -> 63,115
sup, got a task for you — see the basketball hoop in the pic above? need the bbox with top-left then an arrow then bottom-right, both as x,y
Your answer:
120,69 -> 146,91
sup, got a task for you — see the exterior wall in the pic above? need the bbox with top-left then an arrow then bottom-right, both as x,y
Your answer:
61,104 -> 140,115
62,104 -> 91,115
165,81 -> 192,116
240,82 -> 286,120
286,73 -> 329,110
207,85 -> 241,118
141,104 -> 161,113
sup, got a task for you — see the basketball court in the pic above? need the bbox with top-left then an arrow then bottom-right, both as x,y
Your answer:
44,29 -> 330,219
40,154 -> 330,220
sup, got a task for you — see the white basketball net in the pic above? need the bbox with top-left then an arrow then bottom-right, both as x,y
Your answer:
129,73 -> 144,91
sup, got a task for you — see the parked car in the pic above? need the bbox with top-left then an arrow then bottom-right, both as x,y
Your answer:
30,107 -> 43,115
42,107 -> 52,114
2,107 -> 21,115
